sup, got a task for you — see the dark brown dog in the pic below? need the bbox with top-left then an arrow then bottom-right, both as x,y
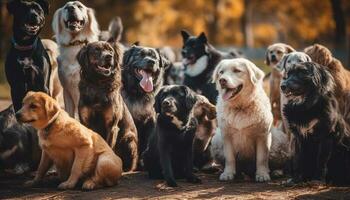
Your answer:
77,41 -> 138,172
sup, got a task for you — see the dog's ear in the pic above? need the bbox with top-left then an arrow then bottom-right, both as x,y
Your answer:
43,95 -> 59,123
211,61 -> 223,84
193,95 -> 216,120
86,8 -> 100,37
311,62 -> 334,94
156,48 -> 172,70
107,16 -> 123,43
245,60 -> 265,85
132,41 -> 140,46
52,8 -> 62,37
181,30 -> 190,43
154,87 -> 165,113
181,86 -> 197,110
198,32 -> 208,44
36,0 -> 49,15
111,42 -> 123,67
123,46 -> 137,68
7,0 -> 21,15
265,49 -> 270,66
285,44 -> 295,53
77,45 -> 89,69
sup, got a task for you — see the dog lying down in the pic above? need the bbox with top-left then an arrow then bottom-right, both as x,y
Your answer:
16,92 -> 122,190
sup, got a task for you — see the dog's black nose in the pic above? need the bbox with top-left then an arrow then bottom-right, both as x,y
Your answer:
219,78 -> 227,86
271,55 -> 276,60
162,99 -> 171,106
181,49 -> 187,56
280,84 -> 287,92
105,54 -> 113,62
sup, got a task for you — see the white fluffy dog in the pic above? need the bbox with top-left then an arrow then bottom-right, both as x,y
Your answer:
52,1 -> 100,119
212,58 -> 273,182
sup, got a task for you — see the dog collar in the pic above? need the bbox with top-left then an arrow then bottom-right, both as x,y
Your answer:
43,110 -> 61,134
12,37 -> 38,51
63,39 -> 88,47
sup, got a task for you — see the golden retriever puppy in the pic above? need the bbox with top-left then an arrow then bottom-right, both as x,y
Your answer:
16,92 -> 122,190
304,44 -> 350,111
213,58 -> 273,182
265,43 -> 295,125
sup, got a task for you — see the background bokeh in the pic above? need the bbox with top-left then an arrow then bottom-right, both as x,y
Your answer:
0,0 -> 349,98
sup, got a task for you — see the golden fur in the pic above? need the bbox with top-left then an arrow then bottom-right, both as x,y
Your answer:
212,58 -> 273,182
265,43 -> 295,125
16,92 -> 122,190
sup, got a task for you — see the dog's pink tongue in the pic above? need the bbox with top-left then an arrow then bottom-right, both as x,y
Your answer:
139,70 -> 154,93
222,89 -> 233,101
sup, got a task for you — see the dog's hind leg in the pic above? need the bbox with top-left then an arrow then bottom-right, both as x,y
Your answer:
63,89 -> 75,118
82,152 -> 122,190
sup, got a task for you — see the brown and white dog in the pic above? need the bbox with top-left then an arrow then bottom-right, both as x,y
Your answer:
52,1 -> 100,119
265,43 -> 295,125
212,58 -> 273,182
16,92 -> 122,190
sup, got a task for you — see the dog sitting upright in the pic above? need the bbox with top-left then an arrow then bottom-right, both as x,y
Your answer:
16,92 -> 123,190
5,0 -> 51,112
265,43 -> 295,125
181,30 -> 240,104
77,41 -> 138,172
142,85 -> 202,187
122,45 -> 170,158
281,62 -> 350,185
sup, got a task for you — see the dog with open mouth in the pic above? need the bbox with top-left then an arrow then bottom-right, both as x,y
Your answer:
122,45 -> 170,160
212,58 -> 273,182
181,30 -> 241,104
281,62 -> 350,185
77,41 -> 138,172
5,0 -> 52,113
52,1 -> 100,119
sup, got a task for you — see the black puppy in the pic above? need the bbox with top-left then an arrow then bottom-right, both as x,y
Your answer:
181,30 -> 241,104
281,62 -> 350,185
142,85 -> 201,187
0,105 -> 40,174
5,0 -> 51,112
122,45 -> 170,158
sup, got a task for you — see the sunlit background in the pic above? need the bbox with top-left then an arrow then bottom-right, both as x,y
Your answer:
0,0 -> 349,98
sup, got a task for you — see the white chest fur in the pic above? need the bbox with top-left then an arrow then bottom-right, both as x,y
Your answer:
184,55 -> 208,77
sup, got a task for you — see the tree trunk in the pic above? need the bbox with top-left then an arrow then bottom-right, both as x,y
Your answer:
0,2 -> 6,59
241,0 -> 254,48
207,0 -> 220,45
330,0 -> 346,49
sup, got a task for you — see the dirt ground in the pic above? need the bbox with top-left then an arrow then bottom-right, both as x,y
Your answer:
1,100 -> 350,200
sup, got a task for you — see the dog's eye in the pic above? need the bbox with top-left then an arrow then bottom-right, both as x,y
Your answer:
77,4 -> 83,9
219,70 -> 224,75
233,69 -> 241,73
277,51 -> 283,54
29,104 -> 37,109
270,51 -> 273,54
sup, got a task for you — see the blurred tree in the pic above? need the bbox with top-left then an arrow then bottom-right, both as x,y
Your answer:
241,0 -> 253,47
330,0 -> 346,49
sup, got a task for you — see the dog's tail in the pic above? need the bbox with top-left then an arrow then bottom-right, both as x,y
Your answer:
108,16 -> 123,43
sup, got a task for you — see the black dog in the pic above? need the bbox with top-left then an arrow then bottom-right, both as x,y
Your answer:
0,105 -> 40,174
281,62 -> 350,185
122,45 -> 170,158
5,0 -> 51,112
181,30 -> 241,104
142,85 -> 201,187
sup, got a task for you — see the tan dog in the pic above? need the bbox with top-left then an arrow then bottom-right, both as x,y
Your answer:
304,44 -> 350,112
16,92 -> 122,190
213,58 -> 273,182
265,43 -> 295,125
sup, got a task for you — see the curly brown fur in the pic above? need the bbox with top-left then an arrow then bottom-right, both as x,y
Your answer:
78,41 -> 138,172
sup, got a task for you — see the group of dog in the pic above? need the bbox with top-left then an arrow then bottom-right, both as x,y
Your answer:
0,0 -> 350,191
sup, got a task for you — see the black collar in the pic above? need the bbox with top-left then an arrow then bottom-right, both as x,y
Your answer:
12,37 -> 38,51
43,110 -> 61,135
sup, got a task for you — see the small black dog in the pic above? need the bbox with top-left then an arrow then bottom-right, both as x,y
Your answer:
0,105 -> 40,174
281,62 -> 350,185
5,0 -> 51,112
181,30 -> 241,104
142,85 -> 201,187
122,45 -> 170,158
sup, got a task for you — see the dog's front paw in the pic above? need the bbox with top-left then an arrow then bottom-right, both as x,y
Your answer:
58,181 -> 76,190
219,171 -> 235,181
187,175 -> 202,184
255,172 -> 271,182
24,179 -> 40,187
82,180 -> 98,190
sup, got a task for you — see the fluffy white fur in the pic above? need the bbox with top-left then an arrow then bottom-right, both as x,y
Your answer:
212,58 -> 273,182
52,1 -> 100,119
184,55 -> 208,77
